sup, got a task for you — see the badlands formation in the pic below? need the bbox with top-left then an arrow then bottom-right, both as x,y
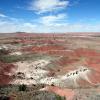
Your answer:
0,33 -> 100,100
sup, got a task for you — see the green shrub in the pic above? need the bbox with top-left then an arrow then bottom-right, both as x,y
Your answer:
0,55 -> 22,63
0,49 -> 9,55
18,84 -> 27,91
55,95 -> 66,100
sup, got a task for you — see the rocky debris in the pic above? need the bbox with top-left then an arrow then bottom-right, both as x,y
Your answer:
40,66 -> 94,88
11,59 -> 50,85
11,58 -> 100,88
15,72 -> 25,79
9,52 -> 22,56
0,45 -> 8,50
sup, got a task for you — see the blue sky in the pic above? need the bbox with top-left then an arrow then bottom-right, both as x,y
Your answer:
0,0 -> 100,33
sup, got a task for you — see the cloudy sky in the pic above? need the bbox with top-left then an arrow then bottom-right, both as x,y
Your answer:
0,0 -> 100,33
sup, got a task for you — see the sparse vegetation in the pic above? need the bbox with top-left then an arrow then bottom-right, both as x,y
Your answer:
55,95 -> 66,100
0,33 -> 100,100
0,85 -> 66,100
0,49 -> 9,55
0,53 -> 55,63
0,55 -> 23,63
18,84 -> 27,91
0,96 -> 10,100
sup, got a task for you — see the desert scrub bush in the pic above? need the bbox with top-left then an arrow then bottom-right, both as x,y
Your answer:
18,84 -> 27,91
55,95 -> 66,100
0,53 -> 41,63
0,55 -> 22,63
0,49 -> 10,55
0,85 -> 21,95
10,90 -> 66,100
0,53 -> 54,63
0,96 -> 10,100
0,54 -> 33,63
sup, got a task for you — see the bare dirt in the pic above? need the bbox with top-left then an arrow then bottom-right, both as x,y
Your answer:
0,33 -> 100,100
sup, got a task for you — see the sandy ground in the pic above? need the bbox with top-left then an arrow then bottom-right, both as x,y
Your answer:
11,59 -> 50,85
11,59 -> 97,88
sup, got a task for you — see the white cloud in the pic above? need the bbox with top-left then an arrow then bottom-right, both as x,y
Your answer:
0,1 -> 99,33
45,23 -> 100,32
0,16 -> 100,33
40,13 -> 67,25
19,23 -> 37,32
0,19 -> 37,33
0,13 -> 7,17
29,0 -> 69,13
